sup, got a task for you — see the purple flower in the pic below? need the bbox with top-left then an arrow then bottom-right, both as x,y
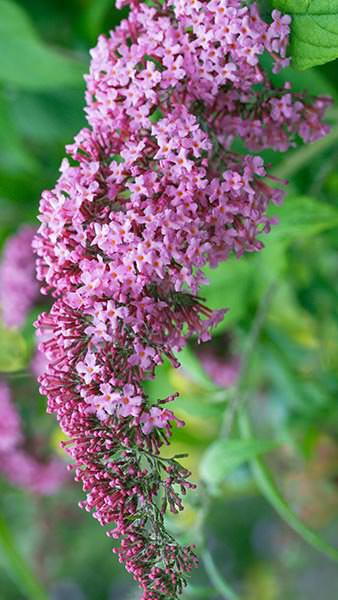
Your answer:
32,1 -> 331,598
0,380 -> 66,495
0,226 -> 39,328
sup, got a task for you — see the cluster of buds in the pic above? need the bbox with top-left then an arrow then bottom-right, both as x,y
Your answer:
33,1 -> 330,598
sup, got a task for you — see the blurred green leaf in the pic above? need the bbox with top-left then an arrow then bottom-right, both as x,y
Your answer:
273,0 -> 338,70
171,395 -> 226,418
81,0 -> 114,42
266,196 -> 338,242
9,89 -> 86,145
0,322 -> 28,372
0,0 -> 86,89
201,258 -> 251,331
273,123 -> 338,179
0,91 -> 38,172
200,438 -> 279,488
261,53 -> 338,100
176,346 -> 219,391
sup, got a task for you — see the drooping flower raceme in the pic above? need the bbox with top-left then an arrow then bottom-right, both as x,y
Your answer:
33,1 -> 331,598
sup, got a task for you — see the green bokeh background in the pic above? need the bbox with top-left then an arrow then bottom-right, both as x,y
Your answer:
0,1 -> 338,599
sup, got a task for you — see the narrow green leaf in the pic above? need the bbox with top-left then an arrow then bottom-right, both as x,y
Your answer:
0,0 -> 86,89
0,515 -> 47,600
239,410 -> 338,563
273,0 -> 338,69
200,438 -> 278,487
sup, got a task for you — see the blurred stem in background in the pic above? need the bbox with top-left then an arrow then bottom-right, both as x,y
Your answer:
200,275 -> 338,597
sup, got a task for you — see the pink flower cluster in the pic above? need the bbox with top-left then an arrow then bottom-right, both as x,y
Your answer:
0,381 -> 66,495
0,226 -> 39,328
33,1 -> 330,598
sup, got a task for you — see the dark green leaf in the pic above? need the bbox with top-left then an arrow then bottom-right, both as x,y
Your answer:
0,0 -> 86,89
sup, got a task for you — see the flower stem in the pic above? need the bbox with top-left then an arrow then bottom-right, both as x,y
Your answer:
238,408 -> 338,563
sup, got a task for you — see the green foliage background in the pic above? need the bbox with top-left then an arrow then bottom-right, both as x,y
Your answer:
0,1 -> 338,599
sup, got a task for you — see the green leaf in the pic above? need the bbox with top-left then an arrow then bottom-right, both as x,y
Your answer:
260,52 -> 338,100
0,515 -> 47,600
81,0 -> 113,41
239,409 -> 338,563
266,196 -> 338,243
0,322 -> 28,372
0,91 -> 38,172
10,89 -> 86,145
176,346 -> 219,391
201,258 -> 251,332
200,438 -> 278,487
273,0 -> 338,69
170,395 -> 226,418
273,123 -> 338,180
0,0 -> 86,89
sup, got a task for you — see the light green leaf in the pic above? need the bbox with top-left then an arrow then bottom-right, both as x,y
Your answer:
170,395 -> 226,418
201,258 -> 251,332
0,0 -> 86,89
266,196 -> 338,242
0,323 -> 28,372
176,346 -> 219,391
200,438 -> 278,487
273,0 -> 338,69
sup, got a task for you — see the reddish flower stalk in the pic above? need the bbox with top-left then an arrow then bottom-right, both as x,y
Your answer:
33,1 -> 330,598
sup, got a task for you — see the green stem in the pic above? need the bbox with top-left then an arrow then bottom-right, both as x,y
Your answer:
0,514 -> 48,600
222,282 -> 277,436
238,409 -> 338,563
202,549 -> 241,600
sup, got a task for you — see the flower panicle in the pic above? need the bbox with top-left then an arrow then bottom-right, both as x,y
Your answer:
33,0 -> 331,597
